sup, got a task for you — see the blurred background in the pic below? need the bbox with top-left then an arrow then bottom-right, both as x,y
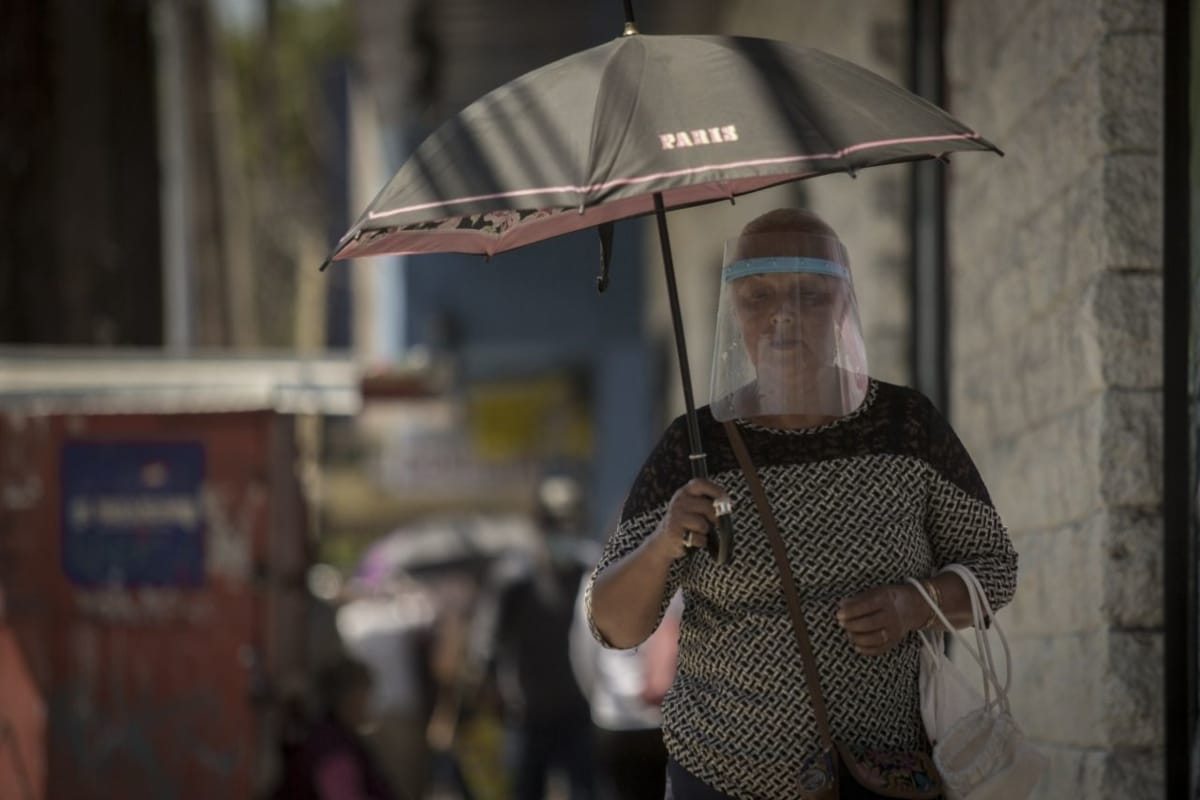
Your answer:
0,1 -> 1186,799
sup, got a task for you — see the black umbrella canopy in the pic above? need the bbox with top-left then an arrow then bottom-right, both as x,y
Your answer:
331,32 -> 999,261
327,23 -> 1002,564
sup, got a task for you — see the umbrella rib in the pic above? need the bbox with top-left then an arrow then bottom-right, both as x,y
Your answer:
742,39 -> 851,173
584,36 -> 648,196
705,36 -> 842,164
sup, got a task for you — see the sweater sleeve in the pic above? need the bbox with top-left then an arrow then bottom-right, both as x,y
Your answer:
921,399 -> 1019,612
584,414 -> 692,647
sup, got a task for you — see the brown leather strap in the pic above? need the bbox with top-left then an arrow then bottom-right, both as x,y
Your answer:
723,421 -> 837,753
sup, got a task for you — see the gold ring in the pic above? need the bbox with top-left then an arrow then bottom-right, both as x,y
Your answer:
683,530 -> 694,548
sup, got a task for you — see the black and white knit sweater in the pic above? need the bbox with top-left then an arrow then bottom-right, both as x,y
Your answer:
586,379 -> 1018,800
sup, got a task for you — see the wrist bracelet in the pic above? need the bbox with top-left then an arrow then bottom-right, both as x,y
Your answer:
920,578 -> 942,630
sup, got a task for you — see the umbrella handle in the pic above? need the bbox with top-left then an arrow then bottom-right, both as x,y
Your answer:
709,505 -> 734,566
690,455 -> 733,565
684,454 -> 733,566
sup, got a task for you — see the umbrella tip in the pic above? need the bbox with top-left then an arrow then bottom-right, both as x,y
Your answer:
318,253 -> 334,272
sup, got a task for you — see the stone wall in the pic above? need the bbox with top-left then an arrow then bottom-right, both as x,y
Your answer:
945,1 -> 1164,797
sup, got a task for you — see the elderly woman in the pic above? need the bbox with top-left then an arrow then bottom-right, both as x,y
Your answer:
585,209 -> 1018,799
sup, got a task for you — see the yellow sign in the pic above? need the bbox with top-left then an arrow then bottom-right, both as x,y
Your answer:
467,375 -> 592,461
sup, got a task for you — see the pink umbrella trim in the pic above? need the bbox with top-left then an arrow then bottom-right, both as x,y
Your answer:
337,171 -> 808,258
362,132 -> 984,223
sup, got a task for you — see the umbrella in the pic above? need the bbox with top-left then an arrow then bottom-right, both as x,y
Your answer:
324,3 -> 1002,565
355,514 -> 539,584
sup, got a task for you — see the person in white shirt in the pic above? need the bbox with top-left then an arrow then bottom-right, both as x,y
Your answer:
571,582 -> 681,800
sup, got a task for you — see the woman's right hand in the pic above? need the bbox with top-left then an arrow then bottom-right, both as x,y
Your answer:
653,478 -> 729,560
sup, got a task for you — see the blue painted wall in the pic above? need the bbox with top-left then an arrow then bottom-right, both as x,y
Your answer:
403,216 -> 657,539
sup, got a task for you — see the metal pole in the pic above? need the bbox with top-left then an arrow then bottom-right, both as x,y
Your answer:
1163,0 -> 1193,793
909,0 -> 948,413
152,0 -> 194,352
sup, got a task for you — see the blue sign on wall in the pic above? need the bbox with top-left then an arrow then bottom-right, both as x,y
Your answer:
60,441 -> 206,587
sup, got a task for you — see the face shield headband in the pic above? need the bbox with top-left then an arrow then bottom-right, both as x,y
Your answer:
722,256 -> 850,282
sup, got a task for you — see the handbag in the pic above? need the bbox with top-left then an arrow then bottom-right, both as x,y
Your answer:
907,565 -> 1047,800
723,422 -> 942,800
914,627 -> 979,748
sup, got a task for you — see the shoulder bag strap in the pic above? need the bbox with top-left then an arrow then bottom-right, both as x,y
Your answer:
722,421 -> 837,754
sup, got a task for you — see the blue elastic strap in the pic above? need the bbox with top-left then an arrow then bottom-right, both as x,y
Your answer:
723,256 -> 848,283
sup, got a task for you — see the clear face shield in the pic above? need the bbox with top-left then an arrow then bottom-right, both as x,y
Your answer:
709,231 -> 869,422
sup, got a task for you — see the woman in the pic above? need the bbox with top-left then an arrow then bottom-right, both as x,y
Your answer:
585,209 -> 1018,799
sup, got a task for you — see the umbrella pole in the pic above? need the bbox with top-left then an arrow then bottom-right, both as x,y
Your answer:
621,0 -> 638,35
652,194 -> 705,469
652,193 -> 733,564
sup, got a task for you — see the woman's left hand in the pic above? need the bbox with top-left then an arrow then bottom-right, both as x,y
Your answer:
835,584 -> 926,657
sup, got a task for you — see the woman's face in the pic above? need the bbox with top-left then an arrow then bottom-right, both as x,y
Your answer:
732,271 -> 847,375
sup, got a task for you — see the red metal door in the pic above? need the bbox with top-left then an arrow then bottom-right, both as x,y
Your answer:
0,410 -> 307,800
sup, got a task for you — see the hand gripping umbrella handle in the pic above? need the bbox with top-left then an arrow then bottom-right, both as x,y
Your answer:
688,452 -> 734,565
657,191 -> 734,566
709,494 -> 735,566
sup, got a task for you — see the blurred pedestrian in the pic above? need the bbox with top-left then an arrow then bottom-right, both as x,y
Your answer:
473,475 -> 600,800
273,655 -> 399,800
426,571 -> 508,800
570,582 -> 679,800
337,578 -> 438,800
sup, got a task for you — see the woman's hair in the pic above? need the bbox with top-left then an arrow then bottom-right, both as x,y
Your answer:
316,655 -> 373,714
729,208 -> 848,266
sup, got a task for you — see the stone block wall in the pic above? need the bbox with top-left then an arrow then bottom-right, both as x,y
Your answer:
945,1 -> 1163,797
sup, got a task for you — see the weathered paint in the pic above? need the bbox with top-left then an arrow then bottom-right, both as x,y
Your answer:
0,608 -> 45,800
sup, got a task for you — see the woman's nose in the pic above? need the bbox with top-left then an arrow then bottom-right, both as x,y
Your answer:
770,304 -> 796,326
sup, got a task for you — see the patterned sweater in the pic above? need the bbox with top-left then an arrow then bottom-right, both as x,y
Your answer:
585,379 -> 1018,800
